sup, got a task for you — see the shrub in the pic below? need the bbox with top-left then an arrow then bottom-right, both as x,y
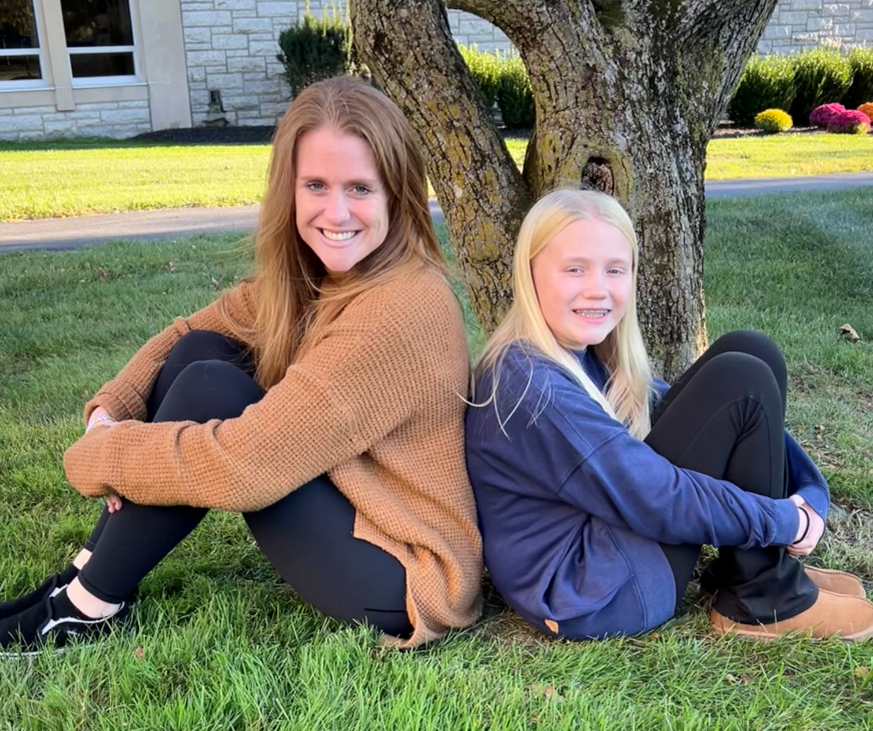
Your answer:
277,11 -> 349,98
844,48 -> 873,109
754,109 -> 793,134
826,109 -> 871,134
497,56 -> 535,130
808,102 -> 846,128
460,45 -> 502,112
728,55 -> 795,127
790,48 -> 853,123
858,102 -> 873,122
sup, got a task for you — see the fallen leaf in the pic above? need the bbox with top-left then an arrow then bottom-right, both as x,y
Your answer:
135,646 -> 144,661
97,267 -> 109,280
839,323 -> 861,343
856,667 -> 870,678
163,262 -> 176,272
526,684 -> 565,702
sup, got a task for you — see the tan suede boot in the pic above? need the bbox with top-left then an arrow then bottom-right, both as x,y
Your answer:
700,566 -> 867,599
802,567 -> 866,598
710,589 -> 873,641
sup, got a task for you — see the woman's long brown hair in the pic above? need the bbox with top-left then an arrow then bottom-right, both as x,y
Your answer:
222,76 -> 448,388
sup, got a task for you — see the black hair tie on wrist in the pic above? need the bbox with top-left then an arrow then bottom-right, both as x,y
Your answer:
792,507 -> 811,545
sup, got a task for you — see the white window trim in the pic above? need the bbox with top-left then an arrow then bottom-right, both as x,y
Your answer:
66,1 -> 141,88
0,0 -> 50,90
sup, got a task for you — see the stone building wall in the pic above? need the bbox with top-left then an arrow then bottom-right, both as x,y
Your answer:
0,100 -> 151,141
181,0 -> 295,126
758,0 -> 873,53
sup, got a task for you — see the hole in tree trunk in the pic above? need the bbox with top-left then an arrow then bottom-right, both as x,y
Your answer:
581,158 -> 615,195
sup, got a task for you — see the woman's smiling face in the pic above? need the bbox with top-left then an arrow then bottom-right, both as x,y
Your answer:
295,126 -> 389,273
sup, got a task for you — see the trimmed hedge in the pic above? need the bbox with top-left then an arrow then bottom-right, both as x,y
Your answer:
460,45 -> 502,112
496,56 -> 535,130
789,48 -> 853,124
728,56 -> 796,127
844,48 -> 873,110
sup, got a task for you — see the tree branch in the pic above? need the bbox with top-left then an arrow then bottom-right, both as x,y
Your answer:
351,0 -> 529,330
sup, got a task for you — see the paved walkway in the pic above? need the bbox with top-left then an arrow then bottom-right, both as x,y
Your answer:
2,172 -> 872,254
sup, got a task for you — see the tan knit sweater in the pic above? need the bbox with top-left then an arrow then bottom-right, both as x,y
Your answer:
63,264 -> 483,648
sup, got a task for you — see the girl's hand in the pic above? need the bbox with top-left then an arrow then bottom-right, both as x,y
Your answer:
106,493 -> 123,513
86,406 -> 118,433
787,495 -> 825,556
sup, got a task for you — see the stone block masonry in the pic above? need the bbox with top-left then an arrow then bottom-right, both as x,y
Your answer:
181,0 -> 298,126
0,100 -> 151,142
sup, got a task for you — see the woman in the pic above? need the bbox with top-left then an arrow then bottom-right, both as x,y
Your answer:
466,188 -> 872,641
1,77 -> 482,654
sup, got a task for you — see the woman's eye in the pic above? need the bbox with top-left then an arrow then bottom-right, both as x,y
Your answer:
306,182 -> 325,192
352,185 -> 371,195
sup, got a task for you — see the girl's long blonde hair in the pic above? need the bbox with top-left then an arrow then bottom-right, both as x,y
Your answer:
222,76 -> 448,388
474,188 -> 654,439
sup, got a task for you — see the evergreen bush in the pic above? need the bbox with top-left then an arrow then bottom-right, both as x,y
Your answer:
728,55 -> 796,127
277,11 -> 350,98
790,48 -> 853,124
754,109 -> 793,134
844,48 -> 873,110
460,45 -> 502,112
497,56 -> 535,130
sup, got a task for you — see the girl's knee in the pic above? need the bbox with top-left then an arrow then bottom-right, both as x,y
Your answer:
710,331 -> 786,381
699,352 -> 781,402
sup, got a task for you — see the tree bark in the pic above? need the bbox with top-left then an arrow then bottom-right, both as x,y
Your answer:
350,0 -> 779,380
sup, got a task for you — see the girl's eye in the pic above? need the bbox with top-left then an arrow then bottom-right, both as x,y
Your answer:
608,268 -> 626,275
568,267 -> 584,275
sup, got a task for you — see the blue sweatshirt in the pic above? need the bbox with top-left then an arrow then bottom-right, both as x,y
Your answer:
465,344 -> 830,639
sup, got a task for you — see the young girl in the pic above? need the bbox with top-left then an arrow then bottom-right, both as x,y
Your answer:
1,77 -> 482,654
466,188 -> 872,641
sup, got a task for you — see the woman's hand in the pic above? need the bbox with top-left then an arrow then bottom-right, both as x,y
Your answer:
787,494 -> 825,556
106,493 -> 123,513
86,406 -> 118,433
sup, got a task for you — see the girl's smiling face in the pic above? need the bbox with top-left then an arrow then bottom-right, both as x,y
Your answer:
531,218 -> 634,350
295,126 -> 389,273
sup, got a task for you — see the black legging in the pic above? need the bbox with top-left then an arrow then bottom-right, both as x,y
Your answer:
647,330 -> 818,625
77,330 -> 412,637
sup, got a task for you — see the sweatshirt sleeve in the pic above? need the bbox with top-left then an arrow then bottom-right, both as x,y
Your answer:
487,357 -> 799,549
83,281 -> 257,423
63,276 -> 448,512
785,431 -> 829,521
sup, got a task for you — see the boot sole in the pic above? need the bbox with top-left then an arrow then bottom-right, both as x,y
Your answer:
712,617 -> 873,642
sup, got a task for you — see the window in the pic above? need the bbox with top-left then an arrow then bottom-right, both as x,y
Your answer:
61,0 -> 137,83
0,0 -> 44,86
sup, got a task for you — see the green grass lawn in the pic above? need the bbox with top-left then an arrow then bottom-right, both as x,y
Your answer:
2,133 -> 872,221
1,190 -> 872,729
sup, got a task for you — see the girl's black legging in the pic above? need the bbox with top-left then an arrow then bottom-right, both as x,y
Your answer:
647,330 -> 818,625
76,330 -> 412,638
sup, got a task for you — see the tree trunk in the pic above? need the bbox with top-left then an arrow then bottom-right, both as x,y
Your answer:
350,0 -> 779,380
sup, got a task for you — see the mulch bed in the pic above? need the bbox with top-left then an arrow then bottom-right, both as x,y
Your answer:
133,123 -> 823,145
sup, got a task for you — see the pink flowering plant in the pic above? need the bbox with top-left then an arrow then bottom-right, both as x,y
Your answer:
826,109 -> 872,134
808,103 -> 845,128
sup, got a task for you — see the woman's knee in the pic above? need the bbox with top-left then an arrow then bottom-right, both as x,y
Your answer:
154,360 -> 264,423
166,330 -> 249,370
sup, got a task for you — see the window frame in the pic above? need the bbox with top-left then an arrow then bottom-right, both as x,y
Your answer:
64,0 -> 140,88
0,1 -> 49,90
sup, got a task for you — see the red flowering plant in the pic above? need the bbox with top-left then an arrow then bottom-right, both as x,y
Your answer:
808,103 -> 846,127
826,109 -> 872,134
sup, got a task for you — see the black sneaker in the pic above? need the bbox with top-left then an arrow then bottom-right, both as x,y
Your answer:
0,588 -> 130,657
0,566 -> 79,620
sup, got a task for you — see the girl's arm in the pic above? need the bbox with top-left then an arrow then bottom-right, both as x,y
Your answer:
785,431 -> 829,521
474,356 -> 800,550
